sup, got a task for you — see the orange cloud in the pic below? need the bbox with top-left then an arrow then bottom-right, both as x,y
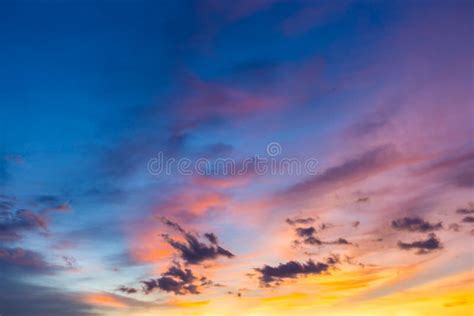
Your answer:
82,293 -> 127,309
157,191 -> 229,217
129,226 -> 174,263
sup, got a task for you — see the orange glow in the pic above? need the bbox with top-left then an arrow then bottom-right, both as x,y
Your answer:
129,227 -> 174,263
82,293 -> 127,309
154,191 -> 229,217
169,299 -> 210,308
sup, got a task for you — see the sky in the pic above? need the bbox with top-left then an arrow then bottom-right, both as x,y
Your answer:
0,1 -> 473,315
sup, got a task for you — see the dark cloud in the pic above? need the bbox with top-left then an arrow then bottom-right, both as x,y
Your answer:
319,222 -> 334,230
300,236 -> 323,245
397,234 -> 442,254
163,233 -> 234,265
0,276 -> 96,316
329,238 -> 351,245
160,217 -> 234,265
456,207 -> 474,215
292,225 -> 350,246
133,220 -> 233,296
0,191 -> 83,315
296,226 -> 316,238
255,259 -> 333,286
356,197 -> 369,203
204,232 -> 218,244
62,256 -> 78,269
159,216 -> 186,234
286,217 -> 315,225
391,217 -> 442,232
0,209 -> 48,241
462,216 -> 474,223
325,254 -> 341,265
301,237 -> 350,246
141,263 -> 200,295
0,247 -> 52,273
116,286 -> 138,294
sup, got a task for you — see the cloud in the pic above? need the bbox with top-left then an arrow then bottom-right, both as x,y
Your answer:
414,151 -> 474,177
156,191 -> 229,219
319,222 -> 334,230
0,191 -> 83,314
0,193 -> 69,242
141,263 -> 201,296
462,216 -> 474,223
62,256 -> 78,270
329,238 -> 351,245
397,234 -> 442,254
159,216 -> 186,234
129,219 -> 235,296
283,145 -> 404,200
300,236 -> 323,246
162,233 -> 234,265
255,259 -> 333,286
204,232 -> 218,244
356,197 -> 369,203
301,237 -> 350,246
391,217 -> 443,232
0,208 -> 49,241
116,286 -> 138,294
160,217 -> 234,265
456,207 -> 474,215
0,276 -> 96,316
448,223 -> 461,232
0,247 -> 53,273
291,223 -> 351,247
285,217 -> 315,225
295,226 -> 316,238
413,150 -> 474,188
451,168 -> 474,188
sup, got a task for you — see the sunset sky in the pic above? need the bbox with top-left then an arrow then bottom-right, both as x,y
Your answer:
0,1 -> 473,315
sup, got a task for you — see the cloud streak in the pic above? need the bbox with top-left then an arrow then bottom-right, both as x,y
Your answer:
397,234 -> 442,254
256,259 -> 334,286
391,217 -> 442,233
